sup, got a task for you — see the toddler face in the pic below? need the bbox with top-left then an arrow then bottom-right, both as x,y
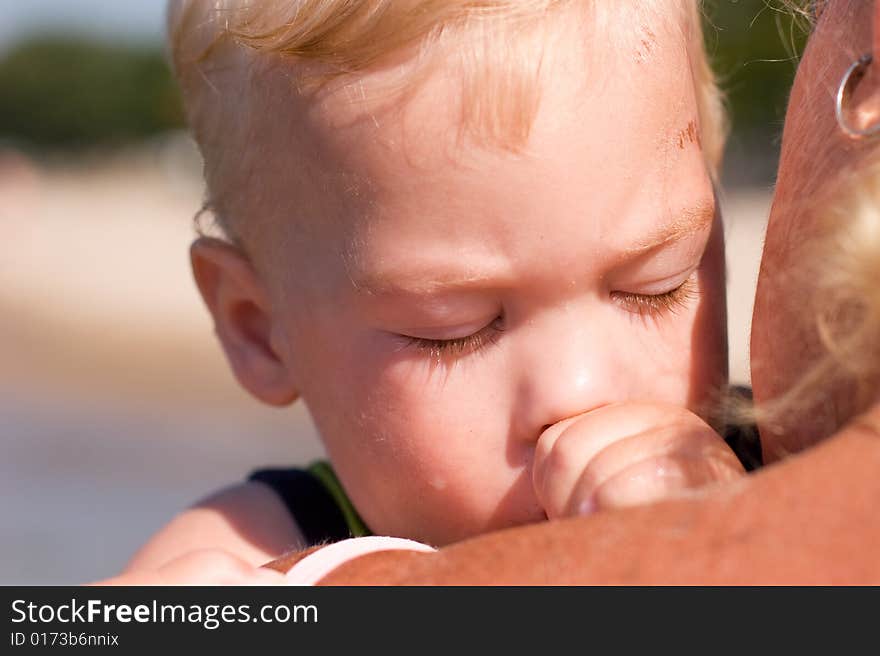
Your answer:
227,9 -> 727,544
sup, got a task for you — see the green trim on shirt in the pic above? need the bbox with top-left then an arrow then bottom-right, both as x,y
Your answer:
307,461 -> 372,537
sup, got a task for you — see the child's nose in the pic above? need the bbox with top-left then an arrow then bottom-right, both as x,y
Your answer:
512,314 -> 624,441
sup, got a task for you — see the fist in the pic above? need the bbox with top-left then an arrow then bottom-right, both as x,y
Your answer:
533,402 -> 745,518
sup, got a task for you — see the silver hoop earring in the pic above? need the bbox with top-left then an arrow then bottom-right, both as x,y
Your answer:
836,54 -> 880,138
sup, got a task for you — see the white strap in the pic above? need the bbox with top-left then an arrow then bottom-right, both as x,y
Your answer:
285,536 -> 436,585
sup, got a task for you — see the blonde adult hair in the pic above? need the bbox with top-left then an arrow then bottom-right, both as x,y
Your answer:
168,0 -> 727,238
729,1 -> 880,450
754,152 -> 880,443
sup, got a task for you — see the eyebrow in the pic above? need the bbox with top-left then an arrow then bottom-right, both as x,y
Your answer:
348,200 -> 716,296
625,200 -> 715,255
349,265 -> 502,297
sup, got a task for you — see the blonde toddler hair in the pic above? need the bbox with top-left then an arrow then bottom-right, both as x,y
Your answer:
167,0 -> 727,239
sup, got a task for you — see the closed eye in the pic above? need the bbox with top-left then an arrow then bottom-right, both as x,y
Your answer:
401,317 -> 505,360
611,276 -> 697,317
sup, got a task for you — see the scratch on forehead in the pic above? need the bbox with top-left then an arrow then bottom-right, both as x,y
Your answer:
675,119 -> 702,150
635,25 -> 657,64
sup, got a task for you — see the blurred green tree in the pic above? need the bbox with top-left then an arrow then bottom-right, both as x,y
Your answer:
705,0 -> 810,183
0,36 -> 183,151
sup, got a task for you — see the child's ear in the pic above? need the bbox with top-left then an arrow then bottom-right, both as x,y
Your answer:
190,237 -> 299,406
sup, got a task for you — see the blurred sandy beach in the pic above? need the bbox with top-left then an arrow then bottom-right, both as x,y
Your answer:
0,141 -> 325,584
0,140 -> 770,584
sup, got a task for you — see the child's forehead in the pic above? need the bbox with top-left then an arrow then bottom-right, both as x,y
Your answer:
264,60 -> 708,263
237,2 -> 703,262
271,5 -> 694,164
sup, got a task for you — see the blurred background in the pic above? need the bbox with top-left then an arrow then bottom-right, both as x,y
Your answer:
0,0 -> 807,584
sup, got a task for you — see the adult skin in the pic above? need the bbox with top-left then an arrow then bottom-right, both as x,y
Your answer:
266,0 -> 880,584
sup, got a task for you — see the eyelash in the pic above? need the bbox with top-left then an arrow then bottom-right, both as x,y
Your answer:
403,277 -> 697,358
404,318 -> 505,360
611,276 -> 697,318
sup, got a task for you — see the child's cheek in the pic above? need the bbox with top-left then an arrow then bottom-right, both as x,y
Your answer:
686,222 -> 729,407
624,256 -> 725,413
355,344 -> 540,536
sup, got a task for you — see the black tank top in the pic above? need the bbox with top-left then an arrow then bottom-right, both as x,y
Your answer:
249,467 -> 354,545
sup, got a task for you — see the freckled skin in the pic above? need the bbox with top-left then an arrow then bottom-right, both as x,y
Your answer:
752,0 -> 879,459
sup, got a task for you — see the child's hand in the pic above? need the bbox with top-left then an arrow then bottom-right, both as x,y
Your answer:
533,403 -> 745,518
92,549 -> 288,586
